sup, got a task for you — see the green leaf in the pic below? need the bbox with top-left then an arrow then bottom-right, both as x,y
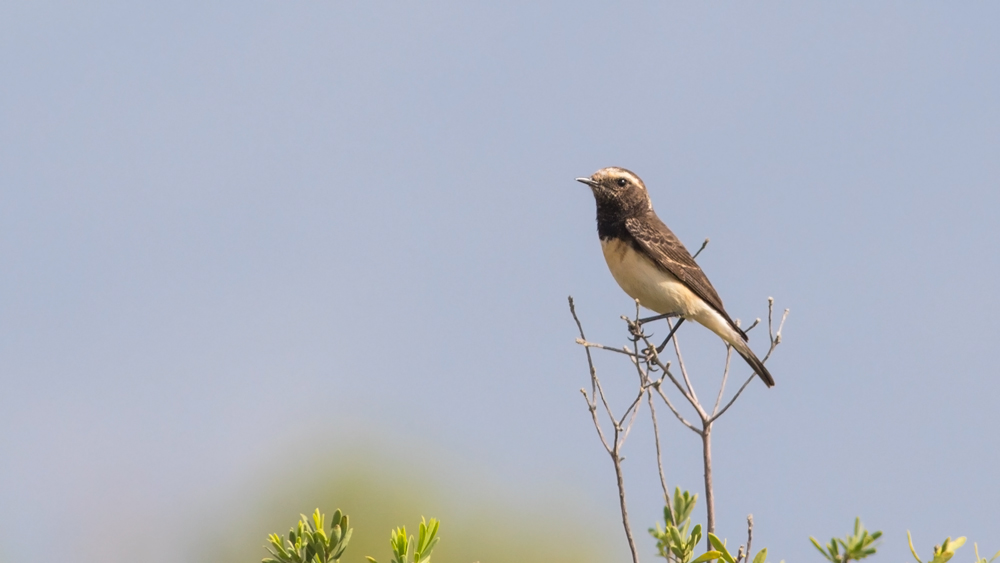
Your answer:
332,529 -> 352,558
414,517 -> 440,563
672,488 -> 697,523
691,551 -> 723,563
928,537 -> 966,563
708,534 -> 735,563
752,548 -> 768,563
834,538 -> 848,553
810,537 -> 829,559
908,531 -> 923,563
690,524 -> 703,545
314,527 -> 328,544
665,502 -> 676,526
668,526 -> 684,548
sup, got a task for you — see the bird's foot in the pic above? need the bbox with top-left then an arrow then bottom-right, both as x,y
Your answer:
626,312 -> 678,342
623,316 -> 645,342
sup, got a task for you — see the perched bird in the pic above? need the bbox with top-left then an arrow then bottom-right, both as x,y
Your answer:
577,167 -> 774,387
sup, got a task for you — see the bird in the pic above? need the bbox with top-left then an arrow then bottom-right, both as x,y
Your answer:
577,167 -> 775,387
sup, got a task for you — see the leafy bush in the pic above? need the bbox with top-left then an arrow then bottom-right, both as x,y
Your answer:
263,510 -> 442,563
810,518 -> 881,563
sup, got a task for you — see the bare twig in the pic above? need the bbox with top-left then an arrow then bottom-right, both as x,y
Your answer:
582,384 -> 641,563
702,425 -> 715,535
712,346 -> 734,416
618,341 -> 653,447
666,322 -> 702,411
654,384 -> 700,434
648,390 -> 670,503
611,440 -> 640,563
767,297 -> 776,342
745,515 -> 754,563
618,387 -> 646,445
636,328 -> 704,434
580,389 -> 612,453
692,238 -> 710,259
762,300 -> 789,363
627,333 -> 650,385
576,339 -> 640,358
569,297 -> 598,399
592,364 -> 617,432
710,374 -> 756,424
641,336 -> 701,413
569,297 -> 641,563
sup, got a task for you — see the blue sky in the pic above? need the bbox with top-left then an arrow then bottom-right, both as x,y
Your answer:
2,3 -> 999,562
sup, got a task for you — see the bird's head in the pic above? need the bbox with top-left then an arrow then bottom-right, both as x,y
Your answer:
576,167 -> 652,219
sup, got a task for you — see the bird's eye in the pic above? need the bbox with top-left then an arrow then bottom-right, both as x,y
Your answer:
616,178 -> 627,187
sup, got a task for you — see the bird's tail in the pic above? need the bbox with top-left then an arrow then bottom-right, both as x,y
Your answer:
730,339 -> 775,387
695,308 -> 776,387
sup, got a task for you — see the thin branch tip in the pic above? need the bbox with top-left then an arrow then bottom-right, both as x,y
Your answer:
693,238 -> 710,259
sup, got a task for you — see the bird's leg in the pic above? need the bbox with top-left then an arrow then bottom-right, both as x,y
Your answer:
636,312 -> 679,325
655,318 -> 686,353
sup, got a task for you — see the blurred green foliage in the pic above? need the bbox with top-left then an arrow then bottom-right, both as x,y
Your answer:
199,446 -> 612,563
262,509 -> 443,563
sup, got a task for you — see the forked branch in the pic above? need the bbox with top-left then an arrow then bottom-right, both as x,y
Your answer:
570,293 -> 788,545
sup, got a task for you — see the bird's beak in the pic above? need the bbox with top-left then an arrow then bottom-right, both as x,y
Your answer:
576,177 -> 599,188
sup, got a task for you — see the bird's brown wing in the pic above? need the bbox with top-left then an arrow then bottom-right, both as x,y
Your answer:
624,215 -> 747,341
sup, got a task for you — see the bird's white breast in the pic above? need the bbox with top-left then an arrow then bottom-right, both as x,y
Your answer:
600,238 -> 740,346
600,238 -> 695,315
